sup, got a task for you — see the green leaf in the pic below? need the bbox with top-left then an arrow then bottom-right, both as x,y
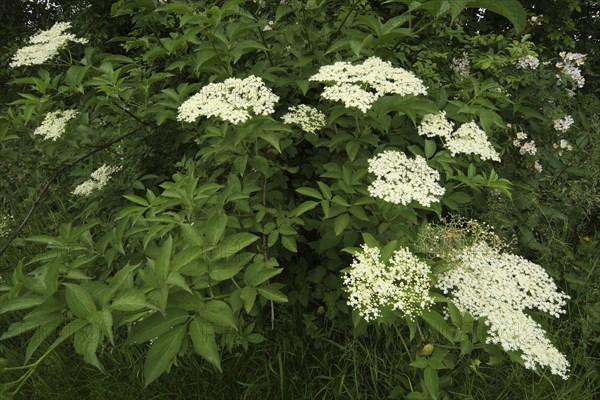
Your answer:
466,0 -> 527,32
88,309 -> 114,345
74,324 -> 103,371
424,139 -> 436,159
64,283 -> 97,318
206,212 -> 228,244
24,320 -> 62,363
240,286 -> 257,313
293,201 -> 319,217
244,262 -> 283,286
189,318 -> 221,371
155,236 -> 173,283
423,367 -> 440,399
421,310 -> 456,342
111,288 -> 147,311
296,187 -> 323,200
201,301 -> 237,330
144,325 -> 186,386
209,260 -> 244,282
0,295 -> 47,314
127,309 -> 188,344
334,213 -> 351,236
211,233 -> 259,261
256,286 -> 288,303
258,131 -> 281,153
281,235 -> 297,252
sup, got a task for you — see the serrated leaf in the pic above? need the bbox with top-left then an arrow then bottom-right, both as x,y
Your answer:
189,318 -> 221,371
64,283 -> 96,318
111,288 -> 147,311
201,301 -> 237,330
211,233 -> 259,261
143,325 -> 186,386
155,236 -> 173,283
240,286 -> 257,313
296,187 -> 323,200
334,213 -> 350,236
0,295 -> 47,314
127,309 -> 188,344
256,286 -> 288,303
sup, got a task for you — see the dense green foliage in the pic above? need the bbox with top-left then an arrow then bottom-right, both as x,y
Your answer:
1,0 -> 599,399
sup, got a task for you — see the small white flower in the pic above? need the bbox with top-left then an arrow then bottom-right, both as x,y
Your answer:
10,22 -> 88,68
516,132 -> 528,140
556,52 -> 586,88
533,160 -> 543,173
367,150 -> 444,207
553,115 -> 574,132
33,109 -> 78,140
281,105 -> 325,133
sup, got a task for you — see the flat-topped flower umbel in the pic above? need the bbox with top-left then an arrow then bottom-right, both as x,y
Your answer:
10,22 -> 88,68
309,57 -> 427,112
343,245 -> 433,322
367,150 -> 444,207
178,76 -> 279,125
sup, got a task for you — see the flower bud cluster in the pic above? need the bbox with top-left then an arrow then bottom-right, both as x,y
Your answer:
515,55 -> 540,70
33,110 -> 78,140
343,245 -> 433,321
309,57 -> 427,112
556,52 -> 586,88
451,53 -> 471,77
512,132 -> 537,156
281,105 -> 326,133
0,214 -> 14,237
367,150 -> 445,207
72,164 -> 121,196
178,76 -> 279,124
10,22 -> 88,68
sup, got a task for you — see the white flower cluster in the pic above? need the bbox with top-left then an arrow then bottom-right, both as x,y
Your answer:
515,55 -> 540,70
417,111 -> 454,139
417,116 -> 499,161
436,242 -> 570,379
367,150 -> 444,207
33,109 -> 78,140
281,105 -> 326,133
529,15 -> 543,26
10,22 -> 88,68
556,52 -> 586,88
512,133 -> 537,156
178,76 -> 279,125
533,160 -> 543,173
309,57 -> 427,112
72,164 -> 121,196
553,139 -> 573,156
445,122 -> 500,161
553,115 -> 574,132
343,245 -> 433,321
451,53 -> 471,77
